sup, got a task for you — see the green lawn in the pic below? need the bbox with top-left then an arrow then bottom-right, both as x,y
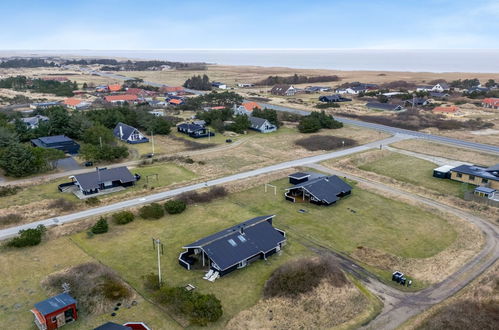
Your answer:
129,163 -> 197,190
358,152 -> 464,197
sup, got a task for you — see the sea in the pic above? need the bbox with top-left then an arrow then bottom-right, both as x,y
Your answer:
3,49 -> 499,73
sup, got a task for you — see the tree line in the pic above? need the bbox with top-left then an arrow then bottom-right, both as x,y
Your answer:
0,58 -> 57,68
183,74 -> 212,90
0,76 -> 77,96
255,74 -> 340,86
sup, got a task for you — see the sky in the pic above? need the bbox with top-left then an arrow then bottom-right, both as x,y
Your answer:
0,0 -> 498,50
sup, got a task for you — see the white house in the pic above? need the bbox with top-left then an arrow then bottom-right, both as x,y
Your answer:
19,115 -> 49,129
431,82 -> 450,92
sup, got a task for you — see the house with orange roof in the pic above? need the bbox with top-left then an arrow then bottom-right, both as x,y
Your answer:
432,105 -> 459,114
482,98 -> 499,109
233,101 -> 262,116
160,86 -> 184,95
104,94 -> 138,104
107,84 -> 122,92
63,98 -> 91,110
168,98 -> 184,106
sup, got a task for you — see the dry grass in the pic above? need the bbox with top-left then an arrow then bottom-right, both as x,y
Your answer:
42,262 -> 135,316
226,278 -> 369,330
402,261 -> 499,330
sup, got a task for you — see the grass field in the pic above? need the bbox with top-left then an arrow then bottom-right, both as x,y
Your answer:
0,173 -> 459,328
358,152 -> 465,197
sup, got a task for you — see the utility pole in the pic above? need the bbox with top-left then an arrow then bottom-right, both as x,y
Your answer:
151,130 -> 155,156
152,238 -> 164,287
208,128 -> 211,142
99,136 -> 103,149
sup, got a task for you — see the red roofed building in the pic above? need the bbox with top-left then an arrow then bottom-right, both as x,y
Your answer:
168,98 -> 184,105
63,98 -> 91,110
482,98 -> 499,109
160,86 -> 184,94
125,88 -> 156,97
108,84 -> 122,92
104,94 -> 138,104
234,101 -> 262,115
433,105 -> 459,114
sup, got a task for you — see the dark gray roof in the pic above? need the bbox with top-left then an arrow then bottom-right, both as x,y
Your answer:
94,322 -> 131,330
451,164 -> 499,181
430,92 -> 449,98
288,175 -> 352,204
436,82 -> 450,89
113,122 -> 142,141
486,164 -> 499,172
183,215 -> 286,271
72,167 -> 136,191
34,293 -> 76,316
271,84 -> 292,95
178,123 -> 205,132
366,102 -> 404,111
475,186 -> 496,194
289,172 -> 310,180
249,116 -> 268,127
37,135 -> 74,144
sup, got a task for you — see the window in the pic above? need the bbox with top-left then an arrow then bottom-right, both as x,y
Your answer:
482,178 -> 488,184
469,175 -> 475,181
228,239 -> 237,247
237,235 -> 247,242
456,173 -> 462,178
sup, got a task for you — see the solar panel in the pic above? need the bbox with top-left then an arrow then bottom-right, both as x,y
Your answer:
228,239 -> 237,247
238,235 -> 247,242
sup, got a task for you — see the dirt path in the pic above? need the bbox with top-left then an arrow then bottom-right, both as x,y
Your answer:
307,164 -> 499,330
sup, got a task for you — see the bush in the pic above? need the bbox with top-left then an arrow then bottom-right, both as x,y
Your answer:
0,185 -> 21,197
264,257 -> 347,298
7,225 -> 46,248
48,198 -> 75,211
143,273 -> 161,291
139,203 -> 164,219
164,200 -> 187,214
315,102 -> 340,109
85,197 -> 100,206
297,116 -> 322,133
155,286 -> 223,326
295,135 -> 357,151
112,211 -> 135,225
101,276 -> 132,301
91,217 -> 108,234
0,213 -> 23,225
179,186 -> 228,204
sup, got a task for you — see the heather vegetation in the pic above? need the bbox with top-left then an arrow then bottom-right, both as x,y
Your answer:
295,135 -> 356,151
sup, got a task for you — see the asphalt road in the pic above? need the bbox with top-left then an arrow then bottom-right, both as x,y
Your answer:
0,134 -> 408,240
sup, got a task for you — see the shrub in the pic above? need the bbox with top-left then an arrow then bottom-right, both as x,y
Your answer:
143,273 -> 161,291
85,197 -> 100,206
112,211 -> 135,225
0,185 -> 21,197
155,286 -> 223,326
48,198 -> 75,211
7,225 -> 46,248
295,135 -> 357,151
164,200 -> 187,214
179,186 -> 228,204
0,213 -> 23,225
91,217 -> 108,234
264,257 -> 347,298
101,276 -> 132,301
297,116 -> 321,133
315,102 -> 340,109
139,203 -> 164,219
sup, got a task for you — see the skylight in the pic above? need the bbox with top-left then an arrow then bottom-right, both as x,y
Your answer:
238,235 -> 247,242
228,239 -> 237,247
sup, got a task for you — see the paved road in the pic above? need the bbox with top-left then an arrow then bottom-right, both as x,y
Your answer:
0,134 -> 408,240
307,164 -> 499,330
257,102 -> 499,155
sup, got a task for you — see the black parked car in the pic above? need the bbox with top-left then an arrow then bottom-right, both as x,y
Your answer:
84,161 -> 93,167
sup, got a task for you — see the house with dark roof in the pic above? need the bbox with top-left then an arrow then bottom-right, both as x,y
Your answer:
178,215 -> 286,277
432,82 -> 450,92
113,122 -> 149,144
429,91 -> 450,99
19,115 -> 49,129
404,97 -> 430,107
366,102 -> 404,111
31,293 -> 78,330
319,94 -> 352,103
177,122 -> 214,138
30,101 -> 61,110
67,166 -> 137,196
450,164 -> 499,190
249,116 -> 277,133
270,84 -> 296,96
285,172 -> 352,206
31,135 -> 80,154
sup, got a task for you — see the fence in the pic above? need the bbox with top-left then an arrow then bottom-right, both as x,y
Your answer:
463,191 -> 499,207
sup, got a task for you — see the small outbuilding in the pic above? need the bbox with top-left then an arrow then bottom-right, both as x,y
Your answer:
179,215 -> 286,277
474,186 -> 496,198
31,293 -> 78,330
285,172 -> 352,206
433,165 -> 454,179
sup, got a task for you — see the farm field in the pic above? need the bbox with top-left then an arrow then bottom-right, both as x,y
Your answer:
358,151 -> 465,197
0,173 -> 476,328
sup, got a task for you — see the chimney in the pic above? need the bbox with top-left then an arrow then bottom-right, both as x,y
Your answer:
239,227 -> 244,235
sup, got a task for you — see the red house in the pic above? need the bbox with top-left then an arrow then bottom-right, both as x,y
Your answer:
31,293 -> 78,330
